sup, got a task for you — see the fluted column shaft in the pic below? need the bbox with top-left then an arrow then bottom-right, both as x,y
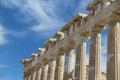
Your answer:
88,30 -> 102,80
24,76 -> 27,80
24,73 -> 27,80
54,51 -> 64,80
28,73 -> 31,80
75,37 -> 86,80
36,48 -> 45,80
31,70 -> 36,80
47,64 -> 50,80
41,64 -> 48,80
64,48 -> 75,80
49,59 -> 56,80
47,60 -> 56,80
36,66 -> 42,80
107,21 -> 120,80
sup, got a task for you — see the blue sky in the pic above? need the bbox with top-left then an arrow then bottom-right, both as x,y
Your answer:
0,0 -> 107,80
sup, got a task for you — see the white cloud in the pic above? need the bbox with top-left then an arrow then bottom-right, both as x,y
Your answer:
0,25 -> 7,45
0,0 -> 93,38
1,0 -> 64,31
8,30 -> 28,38
0,64 -> 7,69
0,24 -> 26,45
1,0 -> 83,38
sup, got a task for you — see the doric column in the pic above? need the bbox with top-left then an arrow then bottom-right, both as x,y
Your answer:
88,28 -> 102,80
46,59 -> 56,80
24,73 -> 28,80
64,48 -> 75,80
49,59 -> 56,80
31,70 -> 36,80
74,36 -> 87,80
41,59 -> 49,80
35,66 -> 42,80
28,73 -> 32,80
36,48 -> 45,80
107,20 -> 120,80
54,49 -> 65,80
47,63 -> 50,80
21,59 -> 31,80
24,76 -> 27,80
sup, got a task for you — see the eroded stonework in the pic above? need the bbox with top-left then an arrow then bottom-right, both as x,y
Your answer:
21,0 -> 120,80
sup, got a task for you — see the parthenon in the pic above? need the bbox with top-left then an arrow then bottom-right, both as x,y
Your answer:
21,0 -> 120,80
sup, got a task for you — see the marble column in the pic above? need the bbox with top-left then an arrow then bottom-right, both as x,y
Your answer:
107,21 -> 120,80
54,50 -> 65,80
75,36 -> 87,80
24,73 -> 27,80
24,77 -> 27,80
28,73 -> 32,80
64,48 -> 75,80
47,63 -> 50,80
88,29 -> 102,80
31,70 -> 36,80
41,63 -> 49,80
37,48 -> 45,80
49,59 -> 56,80
36,66 -> 42,80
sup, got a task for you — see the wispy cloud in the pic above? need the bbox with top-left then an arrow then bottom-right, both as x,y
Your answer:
1,0 -> 64,31
0,24 -> 29,45
0,24 -> 8,45
1,0 -> 84,38
8,30 -> 28,38
0,64 -> 7,69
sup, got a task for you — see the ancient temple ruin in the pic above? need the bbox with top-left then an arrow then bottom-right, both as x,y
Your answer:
21,0 -> 120,80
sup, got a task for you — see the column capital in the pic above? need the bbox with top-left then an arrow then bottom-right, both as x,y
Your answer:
90,25 -> 105,32
54,31 -> 65,41
57,47 -> 65,56
21,59 -> 30,65
76,35 -> 88,46
29,68 -> 35,72
36,63 -> 42,68
38,48 -> 45,55
31,53 -> 38,59
38,48 -> 45,52
68,39 -> 76,49
49,58 -> 56,62
42,58 -> 49,65
32,66 -> 40,71
27,68 -> 33,73
44,38 -> 56,46
107,12 -> 120,24
24,71 -> 29,76
65,47 -> 74,53
108,19 -> 120,27
80,31 -> 90,38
